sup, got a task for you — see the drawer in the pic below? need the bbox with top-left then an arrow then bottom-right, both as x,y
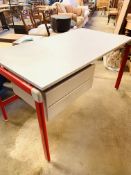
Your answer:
12,64 -> 95,121
47,78 -> 93,120
45,64 -> 95,108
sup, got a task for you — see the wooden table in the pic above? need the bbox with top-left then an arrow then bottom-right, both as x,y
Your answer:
0,33 -> 25,43
0,42 -> 12,47
0,29 -> 130,162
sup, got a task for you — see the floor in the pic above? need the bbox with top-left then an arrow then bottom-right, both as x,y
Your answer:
0,12 -> 131,175
86,11 -> 115,33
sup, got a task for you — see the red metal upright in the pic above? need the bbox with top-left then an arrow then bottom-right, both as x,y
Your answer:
115,44 -> 131,89
0,67 -> 51,161
35,102 -> 51,162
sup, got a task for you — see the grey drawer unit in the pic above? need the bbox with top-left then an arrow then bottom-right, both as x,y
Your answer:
12,64 -> 95,120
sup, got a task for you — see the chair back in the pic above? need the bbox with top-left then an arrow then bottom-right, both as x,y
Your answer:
30,8 -> 43,27
19,9 -> 36,32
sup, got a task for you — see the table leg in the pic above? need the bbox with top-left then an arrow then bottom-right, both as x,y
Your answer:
0,67 -> 51,162
35,101 -> 51,162
115,44 -> 131,89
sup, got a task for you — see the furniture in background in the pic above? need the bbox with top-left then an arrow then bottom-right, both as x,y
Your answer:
34,5 -> 58,36
51,14 -> 71,32
0,33 -> 25,42
97,0 -> 109,11
30,0 -> 44,7
0,91 -> 18,120
0,3 -> 32,31
11,8 -> 51,36
0,41 -> 12,47
0,9 -> 9,30
0,29 -> 130,162
107,0 -> 124,25
125,13 -> 131,36
107,8 -> 118,25
98,6 -> 107,15
52,2 -> 89,27
109,0 -> 119,8
88,1 -> 96,16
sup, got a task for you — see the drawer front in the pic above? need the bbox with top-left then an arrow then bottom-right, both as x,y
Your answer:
45,64 -> 95,108
47,78 -> 93,120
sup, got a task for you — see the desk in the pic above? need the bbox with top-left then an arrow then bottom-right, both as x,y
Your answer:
0,29 -> 130,162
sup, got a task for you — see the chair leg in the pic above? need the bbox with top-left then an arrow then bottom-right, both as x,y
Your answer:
125,29 -> 129,36
0,95 -> 18,121
108,15 -> 110,24
0,98 -> 8,121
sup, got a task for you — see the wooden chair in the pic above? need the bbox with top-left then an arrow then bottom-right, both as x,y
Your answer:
107,8 -> 118,24
0,84 -> 18,121
107,0 -> 123,25
19,8 -> 50,36
0,72 -> 18,121
19,9 -> 36,33
33,5 -> 58,36
125,13 -> 131,36
97,1 -> 109,15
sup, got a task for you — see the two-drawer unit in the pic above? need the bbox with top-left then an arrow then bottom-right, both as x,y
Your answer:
12,64 -> 95,120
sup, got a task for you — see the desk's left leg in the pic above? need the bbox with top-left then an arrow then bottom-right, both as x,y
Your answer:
35,101 -> 51,162
0,67 -> 51,162
115,44 -> 130,90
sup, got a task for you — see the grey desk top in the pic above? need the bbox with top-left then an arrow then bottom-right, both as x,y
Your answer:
0,29 -> 130,90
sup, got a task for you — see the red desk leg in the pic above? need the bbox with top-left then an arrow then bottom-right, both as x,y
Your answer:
115,44 -> 131,90
35,102 -> 51,162
0,67 -> 51,162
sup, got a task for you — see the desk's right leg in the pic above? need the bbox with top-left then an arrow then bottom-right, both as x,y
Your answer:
35,101 -> 51,162
115,44 -> 130,90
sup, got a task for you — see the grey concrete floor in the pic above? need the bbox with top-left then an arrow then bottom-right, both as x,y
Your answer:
0,11 -> 131,175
